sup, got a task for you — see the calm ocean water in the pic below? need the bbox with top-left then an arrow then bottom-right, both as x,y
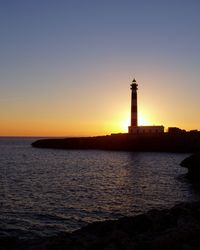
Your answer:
0,137 -> 199,239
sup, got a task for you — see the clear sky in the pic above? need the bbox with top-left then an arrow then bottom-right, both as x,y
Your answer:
1,0 -> 200,136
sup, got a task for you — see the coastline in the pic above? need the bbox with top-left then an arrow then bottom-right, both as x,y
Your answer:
32,133 -> 200,152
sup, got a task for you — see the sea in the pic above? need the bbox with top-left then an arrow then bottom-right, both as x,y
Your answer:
0,137 -> 199,240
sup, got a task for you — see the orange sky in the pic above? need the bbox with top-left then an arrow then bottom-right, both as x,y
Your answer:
1,73 -> 199,136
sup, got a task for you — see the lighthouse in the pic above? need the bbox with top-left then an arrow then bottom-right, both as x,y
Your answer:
130,78 -> 138,127
128,78 -> 164,134
128,78 -> 138,133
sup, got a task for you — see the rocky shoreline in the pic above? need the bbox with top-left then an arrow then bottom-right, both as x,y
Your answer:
1,202 -> 200,250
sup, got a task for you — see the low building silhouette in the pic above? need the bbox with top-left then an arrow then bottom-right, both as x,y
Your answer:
129,125 -> 164,134
168,127 -> 186,134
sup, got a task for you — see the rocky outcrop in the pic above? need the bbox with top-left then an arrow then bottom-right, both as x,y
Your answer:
1,202 -> 200,250
181,153 -> 200,179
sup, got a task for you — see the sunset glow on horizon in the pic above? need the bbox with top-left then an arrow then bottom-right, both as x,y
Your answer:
1,1 -> 200,137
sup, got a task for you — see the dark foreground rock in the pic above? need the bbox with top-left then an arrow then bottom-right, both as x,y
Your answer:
1,202 -> 200,250
181,153 -> 200,180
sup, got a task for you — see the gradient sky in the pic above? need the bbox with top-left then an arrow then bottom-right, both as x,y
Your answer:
0,0 -> 200,136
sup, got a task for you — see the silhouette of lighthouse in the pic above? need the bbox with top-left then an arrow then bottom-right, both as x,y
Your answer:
130,78 -> 138,127
128,78 -> 164,134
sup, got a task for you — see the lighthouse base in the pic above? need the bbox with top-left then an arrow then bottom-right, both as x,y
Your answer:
128,125 -> 164,134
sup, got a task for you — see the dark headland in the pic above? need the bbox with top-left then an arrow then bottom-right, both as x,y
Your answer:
32,132 -> 200,152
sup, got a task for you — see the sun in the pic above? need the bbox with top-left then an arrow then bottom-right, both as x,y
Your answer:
115,112 -> 151,134
118,114 -> 151,133
138,114 -> 150,126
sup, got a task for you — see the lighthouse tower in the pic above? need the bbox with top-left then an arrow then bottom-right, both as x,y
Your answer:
128,78 -> 138,133
128,78 -> 164,134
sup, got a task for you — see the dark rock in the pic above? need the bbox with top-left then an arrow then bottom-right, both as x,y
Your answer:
181,153 -> 200,179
